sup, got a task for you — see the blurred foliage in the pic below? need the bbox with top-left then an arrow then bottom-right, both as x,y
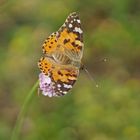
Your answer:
0,0 -> 140,140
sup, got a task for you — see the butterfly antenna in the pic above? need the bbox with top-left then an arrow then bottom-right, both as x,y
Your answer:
81,64 -> 99,88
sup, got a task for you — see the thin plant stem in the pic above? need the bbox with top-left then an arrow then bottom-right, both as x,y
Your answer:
11,80 -> 39,140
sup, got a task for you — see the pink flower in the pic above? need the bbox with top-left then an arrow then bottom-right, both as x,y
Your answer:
39,73 -> 56,97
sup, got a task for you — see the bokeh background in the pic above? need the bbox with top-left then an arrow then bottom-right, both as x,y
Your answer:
0,0 -> 140,140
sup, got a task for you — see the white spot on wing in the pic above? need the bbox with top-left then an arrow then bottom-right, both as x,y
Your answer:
63,84 -> 72,89
57,84 -> 61,88
74,27 -> 83,34
69,23 -> 73,28
77,19 -> 80,23
63,91 -> 67,94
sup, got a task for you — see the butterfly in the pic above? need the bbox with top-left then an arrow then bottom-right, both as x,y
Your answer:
38,12 -> 84,97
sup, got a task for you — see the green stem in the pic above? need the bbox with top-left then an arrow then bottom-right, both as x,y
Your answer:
11,80 -> 39,140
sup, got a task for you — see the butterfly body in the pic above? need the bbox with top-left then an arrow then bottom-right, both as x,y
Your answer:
38,12 -> 83,97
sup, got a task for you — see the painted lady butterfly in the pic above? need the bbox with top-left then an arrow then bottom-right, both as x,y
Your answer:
38,12 -> 84,97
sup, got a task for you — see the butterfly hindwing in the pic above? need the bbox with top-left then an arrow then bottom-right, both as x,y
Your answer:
38,57 -> 79,96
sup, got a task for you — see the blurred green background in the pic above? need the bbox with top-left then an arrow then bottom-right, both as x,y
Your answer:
0,0 -> 140,140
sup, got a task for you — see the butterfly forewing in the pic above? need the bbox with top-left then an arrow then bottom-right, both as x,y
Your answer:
57,12 -> 84,60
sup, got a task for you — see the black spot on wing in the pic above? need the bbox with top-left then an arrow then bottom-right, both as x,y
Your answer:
63,38 -> 70,44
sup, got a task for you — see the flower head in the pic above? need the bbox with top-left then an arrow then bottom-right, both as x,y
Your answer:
39,73 -> 56,97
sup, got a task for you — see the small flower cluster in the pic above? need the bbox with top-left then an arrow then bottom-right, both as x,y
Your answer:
39,73 -> 56,97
